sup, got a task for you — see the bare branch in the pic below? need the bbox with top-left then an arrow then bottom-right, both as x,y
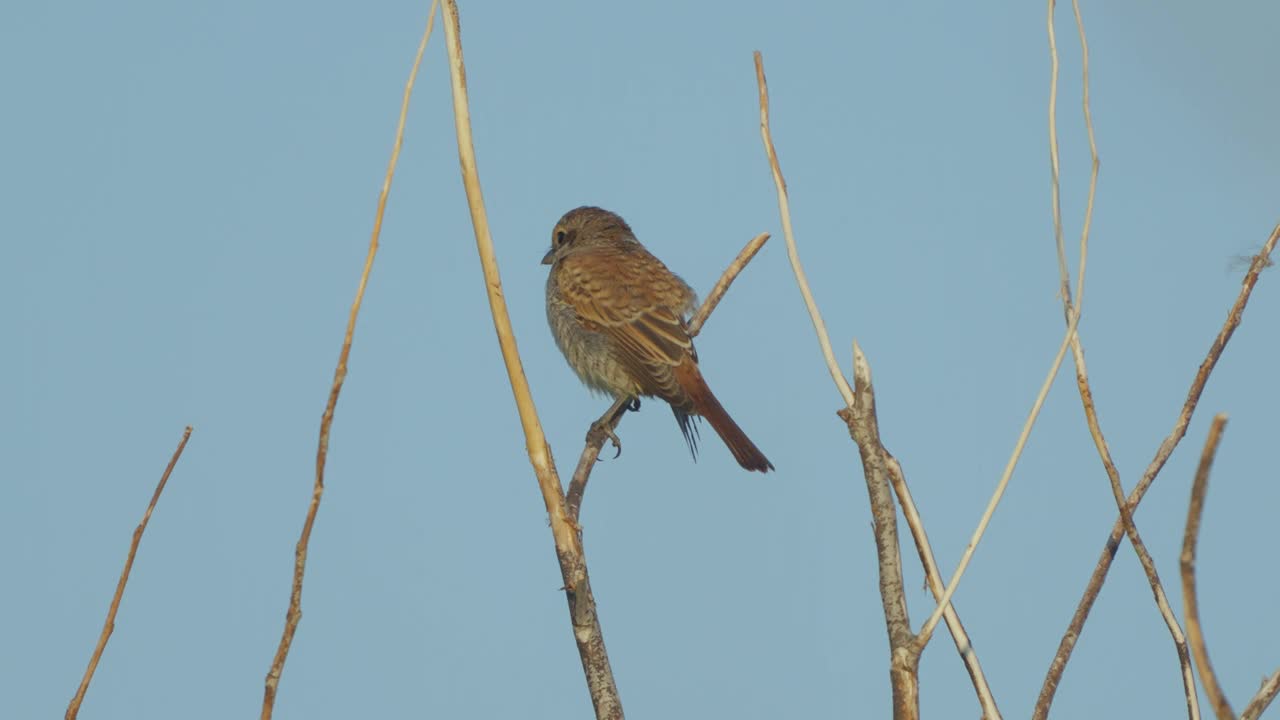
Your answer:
686,232 -> 770,337
1241,671 -> 1280,720
1182,415 -> 1232,720
837,343 -> 918,720
753,52 -> 855,407
1038,221 -> 1280,715
259,5 -> 438,717
884,454 -> 1001,719
917,308 -> 1078,647
441,1 -> 621,716
1035,2 -> 1199,717
66,426 -> 193,720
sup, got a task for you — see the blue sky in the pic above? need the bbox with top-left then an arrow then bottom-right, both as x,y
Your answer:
3,1 -> 1277,718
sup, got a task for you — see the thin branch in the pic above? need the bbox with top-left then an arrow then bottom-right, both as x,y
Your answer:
914,0 -> 1118,642
917,308 -> 1078,646
567,232 -> 771,521
756,52 -> 1002,718
884,453 -> 1001,719
66,426 -> 193,720
753,52 -> 855,407
686,232 -> 770,336
259,5 -> 438,717
1182,415 -> 1232,720
1038,220 -> 1280,715
1035,2 -> 1200,718
566,397 -> 630,522
440,1 -> 621,716
1242,671 -> 1280,720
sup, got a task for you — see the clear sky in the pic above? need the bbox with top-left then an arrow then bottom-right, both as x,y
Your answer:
3,1 -> 1277,718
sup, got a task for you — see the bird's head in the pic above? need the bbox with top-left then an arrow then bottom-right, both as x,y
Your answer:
541,206 -> 636,266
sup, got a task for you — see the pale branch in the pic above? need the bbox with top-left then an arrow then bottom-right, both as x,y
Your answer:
686,231 -> 770,337
755,52 -> 924,719
1241,671 -> 1280,720
441,1 -> 621,716
837,344 -> 918,720
66,426 -> 193,720
885,454 -> 1001,719
916,309 -> 1078,648
1037,1 -> 1199,717
1181,415 -> 1231,720
753,52 -> 855,407
259,5 -> 438,718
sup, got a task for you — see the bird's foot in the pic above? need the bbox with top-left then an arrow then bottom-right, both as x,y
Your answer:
588,418 -> 623,460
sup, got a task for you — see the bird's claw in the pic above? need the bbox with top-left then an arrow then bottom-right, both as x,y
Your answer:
589,418 -> 623,460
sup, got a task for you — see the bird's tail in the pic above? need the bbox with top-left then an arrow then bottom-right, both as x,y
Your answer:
673,359 -> 773,472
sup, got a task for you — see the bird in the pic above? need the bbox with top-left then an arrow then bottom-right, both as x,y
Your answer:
542,206 -> 773,472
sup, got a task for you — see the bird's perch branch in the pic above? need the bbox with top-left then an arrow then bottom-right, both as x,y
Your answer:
1181,415 -> 1231,720
66,426 -> 193,720
440,1 -> 621,716
686,232 -> 770,337
259,5 -> 438,718
566,232 -> 771,522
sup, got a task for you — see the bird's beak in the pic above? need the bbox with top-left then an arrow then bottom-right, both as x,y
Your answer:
541,248 -> 556,265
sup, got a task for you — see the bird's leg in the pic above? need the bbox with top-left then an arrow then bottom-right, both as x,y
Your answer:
588,396 -> 635,460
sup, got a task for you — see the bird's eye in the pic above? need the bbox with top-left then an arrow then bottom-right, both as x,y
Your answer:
555,230 -> 567,246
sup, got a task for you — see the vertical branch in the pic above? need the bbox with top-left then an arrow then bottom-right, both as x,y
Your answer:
1036,1 -> 1199,718
837,344 -> 918,720
66,426 -> 193,720
439,1 -> 621,717
755,52 -> 999,718
259,5 -> 438,717
1181,415 -> 1232,720
753,53 -> 855,407
884,454 -> 1001,719
754,53 -> 922,719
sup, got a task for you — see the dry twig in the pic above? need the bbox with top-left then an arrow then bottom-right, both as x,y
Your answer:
1242,671 -> 1280,720
1034,2 -> 1199,718
1037,220 -> 1280,716
66,426 -> 193,720
1181,415 -> 1231,720
884,454 -> 1000,719
441,1 -> 621,716
755,52 -> 999,719
259,5 -> 439,717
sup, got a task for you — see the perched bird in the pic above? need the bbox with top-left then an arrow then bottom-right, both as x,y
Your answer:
542,206 -> 773,472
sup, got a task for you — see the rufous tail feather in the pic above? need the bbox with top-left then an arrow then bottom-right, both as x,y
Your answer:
673,360 -> 773,472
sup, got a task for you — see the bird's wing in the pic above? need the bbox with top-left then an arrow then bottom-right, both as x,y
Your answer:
555,246 -> 696,394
